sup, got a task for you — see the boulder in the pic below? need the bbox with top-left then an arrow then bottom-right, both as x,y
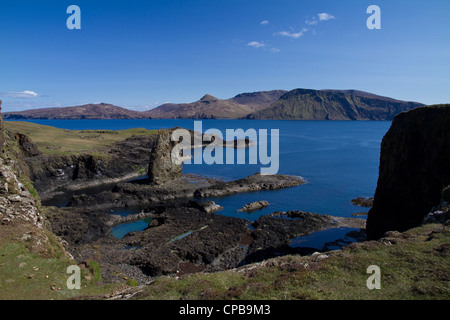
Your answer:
14,133 -> 42,158
366,105 -> 450,239
351,197 -> 374,207
188,200 -> 223,214
237,200 -> 269,212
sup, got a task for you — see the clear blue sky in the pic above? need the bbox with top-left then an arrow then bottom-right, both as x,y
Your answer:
1,0 -> 449,111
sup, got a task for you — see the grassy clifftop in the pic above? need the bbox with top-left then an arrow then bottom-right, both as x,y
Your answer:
4,121 -> 156,156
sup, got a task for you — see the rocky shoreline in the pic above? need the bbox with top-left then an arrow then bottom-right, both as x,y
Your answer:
4,119 -> 367,286
46,199 -> 366,284
66,173 -> 304,211
43,171 -> 332,283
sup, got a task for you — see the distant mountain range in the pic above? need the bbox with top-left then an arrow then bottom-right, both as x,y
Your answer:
146,90 -> 287,119
246,89 -> 424,120
2,103 -> 148,120
2,89 -> 424,120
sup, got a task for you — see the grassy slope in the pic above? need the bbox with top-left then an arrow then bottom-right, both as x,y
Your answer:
137,221 -> 449,300
0,225 -> 124,300
0,228 -> 118,300
4,121 -> 156,156
0,123 -> 126,300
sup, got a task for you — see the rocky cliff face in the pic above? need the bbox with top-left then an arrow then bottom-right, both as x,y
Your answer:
0,101 -> 4,157
20,134 -> 157,202
366,104 -> 450,239
0,101 -> 45,228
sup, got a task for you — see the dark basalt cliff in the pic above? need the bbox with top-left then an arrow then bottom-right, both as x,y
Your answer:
366,104 -> 450,239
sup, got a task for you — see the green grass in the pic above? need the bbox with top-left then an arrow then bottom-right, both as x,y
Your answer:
19,175 -> 40,202
4,121 -> 156,156
137,222 -> 450,300
126,279 -> 138,287
86,260 -> 103,283
0,231 -> 121,300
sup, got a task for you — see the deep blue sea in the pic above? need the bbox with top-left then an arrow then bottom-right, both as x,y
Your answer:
8,119 -> 391,241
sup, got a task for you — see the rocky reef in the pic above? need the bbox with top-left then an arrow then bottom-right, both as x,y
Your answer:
67,174 -> 304,211
367,104 -> 450,239
194,174 -> 304,198
47,200 -> 365,282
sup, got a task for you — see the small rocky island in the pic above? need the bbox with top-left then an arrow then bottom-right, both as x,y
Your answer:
237,200 -> 269,212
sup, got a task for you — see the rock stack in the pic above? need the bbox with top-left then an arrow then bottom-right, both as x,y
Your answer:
148,130 -> 183,185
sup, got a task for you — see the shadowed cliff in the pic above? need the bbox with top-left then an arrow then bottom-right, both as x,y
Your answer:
366,104 -> 450,239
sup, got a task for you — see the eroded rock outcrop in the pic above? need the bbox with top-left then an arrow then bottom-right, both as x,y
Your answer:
14,133 -> 42,158
0,158 -> 44,227
0,101 -> 4,157
0,101 -> 71,262
0,102 -> 44,228
148,130 -> 182,185
366,105 -> 450,239
21,134 -> 157,202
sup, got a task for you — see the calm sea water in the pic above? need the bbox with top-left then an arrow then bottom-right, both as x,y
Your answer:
9,119 -> 391,236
